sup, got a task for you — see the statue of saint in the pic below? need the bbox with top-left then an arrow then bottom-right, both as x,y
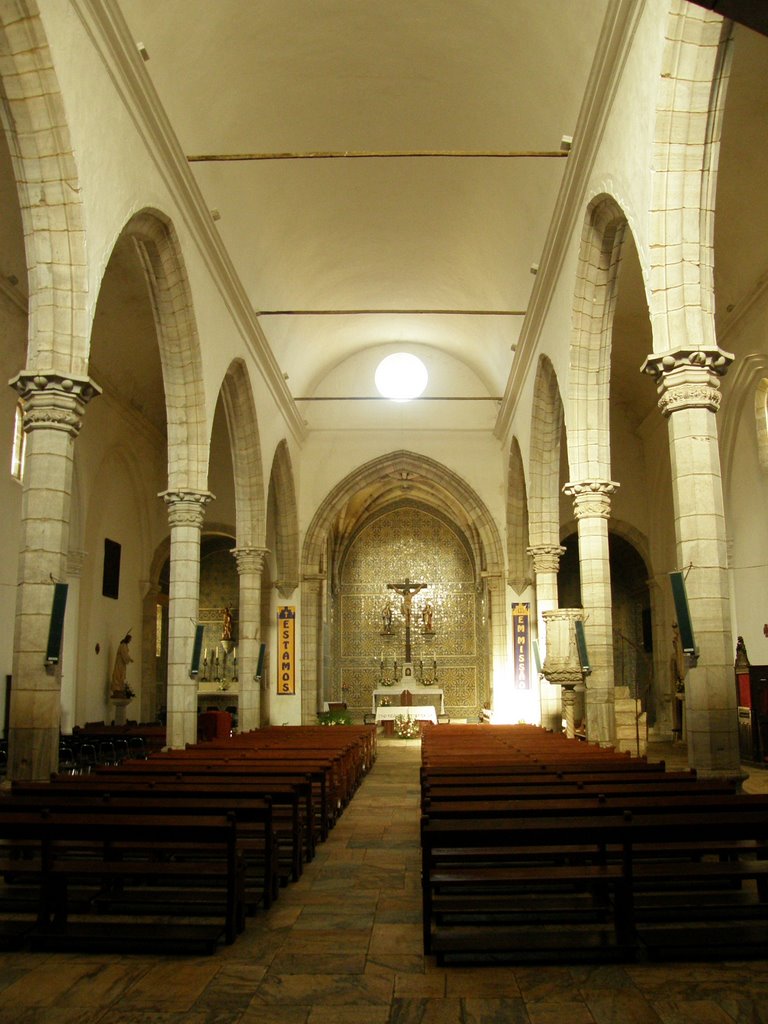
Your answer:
111,633 -> 133,697
222,606 -> 233,641
422,600 -> 434,632
382,599 -> 393,633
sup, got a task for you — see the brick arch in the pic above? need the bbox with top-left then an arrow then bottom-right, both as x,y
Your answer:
528,354 -> 565,549
0,1 -> 89,373
123,210 -> 208,491
506,436 -> 531,593
268,439 -> 299,597
219,358 -> 265,548
568,194 -> 628,480
649,1 -> 734,351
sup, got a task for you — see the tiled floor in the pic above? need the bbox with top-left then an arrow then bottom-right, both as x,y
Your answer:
1,738 -> 768,1023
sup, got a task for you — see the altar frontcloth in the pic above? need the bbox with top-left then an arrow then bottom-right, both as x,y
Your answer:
374,705 -> 438,724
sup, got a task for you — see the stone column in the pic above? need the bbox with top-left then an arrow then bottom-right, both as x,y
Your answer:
160,488 -> 213,749
301,573 -> 325,723
527,544 -> 566,731
232,546 -> 269,733
7,371 -> 100,781
642,346 -> 738,775
562,480 -> 619,747
483,571 -> 505,713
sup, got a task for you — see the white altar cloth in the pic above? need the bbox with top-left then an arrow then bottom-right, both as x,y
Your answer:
375,705 -> 437,724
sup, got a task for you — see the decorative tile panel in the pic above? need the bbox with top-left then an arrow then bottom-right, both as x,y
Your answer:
332,506 -> 488,719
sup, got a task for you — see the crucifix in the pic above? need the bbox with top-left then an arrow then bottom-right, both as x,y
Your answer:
387,577 -> 427,663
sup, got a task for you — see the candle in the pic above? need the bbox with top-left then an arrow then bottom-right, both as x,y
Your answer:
233,647 -> 237,662
204,647 -> 208,661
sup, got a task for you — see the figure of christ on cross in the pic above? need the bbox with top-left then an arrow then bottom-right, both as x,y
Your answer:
387,577 -> 427,663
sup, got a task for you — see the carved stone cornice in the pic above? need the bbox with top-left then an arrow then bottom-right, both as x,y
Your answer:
527,544 -> 566,575
159,489 -> 214,529
10,371 -> 101,437
562,480 -> 619,519
641,347 -> 733,416
274,579 -> 299,599
231,546 -> 269,576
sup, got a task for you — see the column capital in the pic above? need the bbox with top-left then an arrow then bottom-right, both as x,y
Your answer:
641,346 -> 733,416
527,544 -> 566,574
562,479 -> 619,519
10,370 -> 101,437
159,488 -> 214,529
231,546 -> 269,575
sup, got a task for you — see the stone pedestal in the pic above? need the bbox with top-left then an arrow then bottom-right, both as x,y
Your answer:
541,608 -> 585,739
111,697 -> 132,727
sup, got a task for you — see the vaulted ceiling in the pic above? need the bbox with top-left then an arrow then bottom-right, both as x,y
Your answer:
118,0 -> 609,428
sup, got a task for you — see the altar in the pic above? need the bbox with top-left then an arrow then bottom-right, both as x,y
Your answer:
373,685 -> 444,715
374,705 -> 438,725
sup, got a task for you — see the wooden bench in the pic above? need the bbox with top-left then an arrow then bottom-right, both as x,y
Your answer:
5,786 -> 278,910
0,808 -> 245,953
421,802 -> 768,964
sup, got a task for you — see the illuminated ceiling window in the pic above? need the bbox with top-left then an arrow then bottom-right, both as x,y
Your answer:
10,401 -> 25,481
375,353 -> 428,402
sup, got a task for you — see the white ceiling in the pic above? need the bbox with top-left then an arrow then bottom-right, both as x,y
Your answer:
118,0 -> 610,414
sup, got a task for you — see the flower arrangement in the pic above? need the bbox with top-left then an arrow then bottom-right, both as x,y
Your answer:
393,714 -> 419,739
379,697 -> 391,707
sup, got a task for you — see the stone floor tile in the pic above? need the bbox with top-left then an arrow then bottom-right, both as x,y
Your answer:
388,996 -> 465,1024
308,1005 -> 390,1024
526,1002 -> 596,1024
514,966 -> 581,1003
369,922 -> 423,955
253,970 -> 393,1006
650,998 -> 742,1024
239,1006 -> 311,1024
114,960 -> 221,1012
585,990 -> 664,1024
463,996 -> 530,1023
444,968 -> 522,998
0,960 -> 140,1008
394,971 -> 447,998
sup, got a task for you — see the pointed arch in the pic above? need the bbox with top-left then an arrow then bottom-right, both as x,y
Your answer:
268,440 -> 299,597
649,1 -> 734,351
123,210 -> 209,490
300,450 -> 506,723
0,1 -> 89,373
528,354 -> 565,548
568,194 -> 628,480
219,358 -> 265,548
506,436 -> 531,593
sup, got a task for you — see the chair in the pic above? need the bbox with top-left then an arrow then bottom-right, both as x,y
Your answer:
363,712 -> 376,725
114,738 -> 130,762
77,743 -> 97,774
128,736 -> 148,760
437,714 -> 451,725
58,743 -> 77,774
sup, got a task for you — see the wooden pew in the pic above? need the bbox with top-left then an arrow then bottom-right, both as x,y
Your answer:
421,804 -> 768,964
0,808 -> 245,953
6,785 -> 278,908
41,770 -> 309,884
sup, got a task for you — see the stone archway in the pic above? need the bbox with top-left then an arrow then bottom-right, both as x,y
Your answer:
300,450 -> 506,724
